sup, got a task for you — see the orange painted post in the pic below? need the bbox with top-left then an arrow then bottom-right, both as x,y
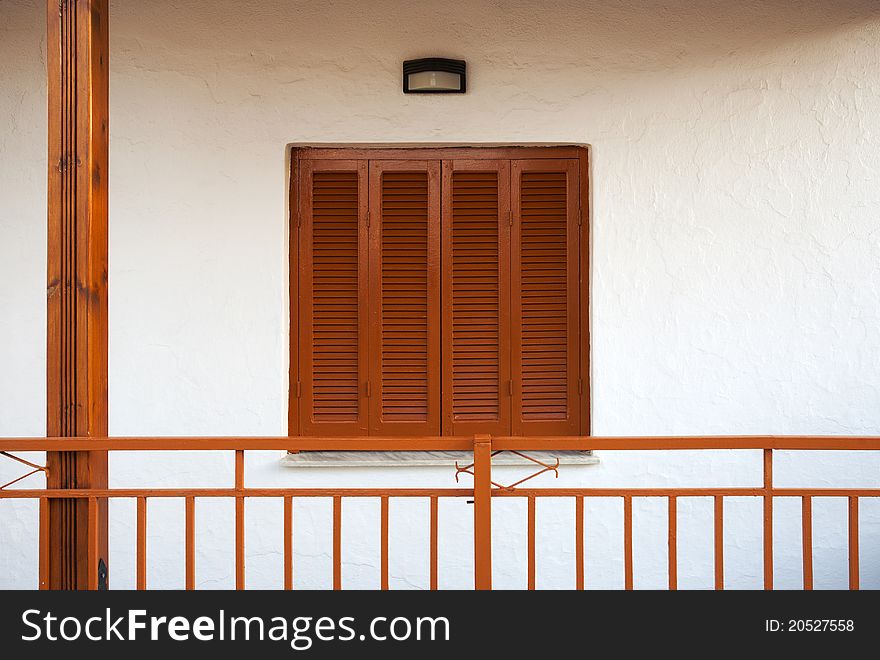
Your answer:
848,496 -> 859,590
575,495 -> 584,590
763,449 -> 773,590
185,496 -> 195,590
39,497 -> 49,589
380,496 -> 389,590
714,495 -> 724,590
430,495 -> 438,590
623,496 -> 633,590
284,496 -> 293,590
235,449 -> 244,590
473,434 -> 492,590
668,496 -> 677,590
527,495 -> 536,590
333,496 -> 342,590
136,497 -> 147,590
801,496 -> 812,590
235,448 -> 244,487
88,497 -> 98,590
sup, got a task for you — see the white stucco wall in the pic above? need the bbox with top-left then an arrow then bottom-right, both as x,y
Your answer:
2,0 -> 880,589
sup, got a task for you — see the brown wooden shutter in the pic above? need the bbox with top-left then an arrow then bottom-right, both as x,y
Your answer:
511,159 -> 580,435
368,161 -> 441,435
298,160 -> 369,435
441,160 -> 511,435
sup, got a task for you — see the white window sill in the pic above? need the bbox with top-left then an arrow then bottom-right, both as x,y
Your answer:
280,450 -> 598,468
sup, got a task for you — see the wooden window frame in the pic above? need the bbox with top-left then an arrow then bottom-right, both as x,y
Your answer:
289,145 -> 591,438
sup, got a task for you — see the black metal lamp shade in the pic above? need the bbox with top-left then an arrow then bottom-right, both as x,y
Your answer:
403,58 -> 467,93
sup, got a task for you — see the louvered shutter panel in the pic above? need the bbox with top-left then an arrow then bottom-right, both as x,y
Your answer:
298,160 -> 369,435
511,159 -> 581,435
441,160 -> 511,435
368,161 -> 441,435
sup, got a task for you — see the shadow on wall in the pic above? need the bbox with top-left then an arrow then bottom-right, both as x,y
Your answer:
109,0 -> 880,73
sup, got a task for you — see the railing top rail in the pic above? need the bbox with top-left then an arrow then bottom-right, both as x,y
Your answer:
1,435 -> 880,452
3,487 -> 880,500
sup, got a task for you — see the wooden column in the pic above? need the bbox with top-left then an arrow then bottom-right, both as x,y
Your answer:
46,0 -> 109,590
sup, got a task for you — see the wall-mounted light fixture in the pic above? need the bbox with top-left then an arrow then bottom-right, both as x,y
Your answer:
403,58 -> 466,93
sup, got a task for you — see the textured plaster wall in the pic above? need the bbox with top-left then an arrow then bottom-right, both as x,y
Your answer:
0,0 -> 46,589
2,0 -> 880,589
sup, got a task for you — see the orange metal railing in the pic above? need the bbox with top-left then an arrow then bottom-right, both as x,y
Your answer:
1,435 -> 879,590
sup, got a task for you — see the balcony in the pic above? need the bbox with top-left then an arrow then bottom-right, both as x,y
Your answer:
2,435 -> 878,590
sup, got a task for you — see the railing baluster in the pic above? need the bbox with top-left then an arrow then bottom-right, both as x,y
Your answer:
623,496 -> 633,590
848,496 -> 859,590
668,496 -> 677,591
430,495 -> 438,590
284,496 -> 293,590
714,495 -> 724,590
380,496 -> 389,590
801,496 -> 812,590
88,497 -> 98,590
333,496 -> 342,590
527,494 -> 536,590
39,497 -> 49,590
575,495 -> 584,590
235,449 -> 244,590
185,496 -> 195,590
137,496 -> 147,590
763,448 -> 773,590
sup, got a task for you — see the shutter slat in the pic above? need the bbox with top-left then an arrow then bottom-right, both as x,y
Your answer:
369,162 -> 441,434
511,160 -> 580,434
313,171 -> 359,420
442,160 -> 511,435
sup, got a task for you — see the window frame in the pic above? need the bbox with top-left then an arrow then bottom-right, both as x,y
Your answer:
289,145 -> 591,438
